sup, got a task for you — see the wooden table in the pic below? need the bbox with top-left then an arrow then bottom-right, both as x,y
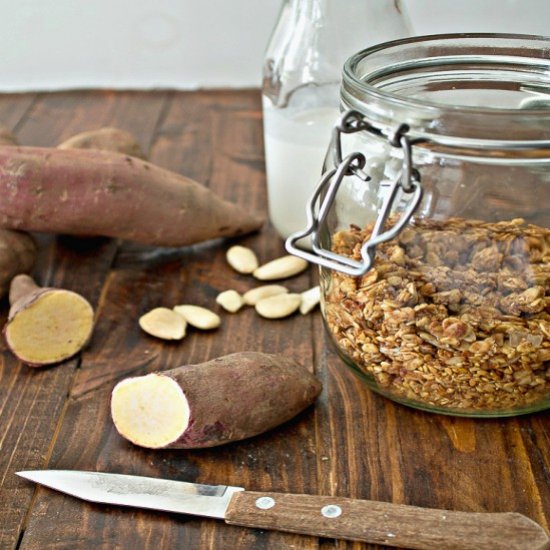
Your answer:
0,90 -> 549,550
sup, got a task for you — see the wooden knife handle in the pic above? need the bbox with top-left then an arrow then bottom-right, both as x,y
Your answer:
225,491 -> 550,550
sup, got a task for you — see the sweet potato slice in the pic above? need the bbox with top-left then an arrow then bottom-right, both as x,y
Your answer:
4,274 -> 94,366
0,146 -> 263,247
111,351 -> 322,449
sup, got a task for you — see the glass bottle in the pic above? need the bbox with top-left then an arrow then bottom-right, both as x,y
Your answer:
262,0 -> 412,241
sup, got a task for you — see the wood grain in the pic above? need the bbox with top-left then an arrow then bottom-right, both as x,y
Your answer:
0,90 -> 548,550
225,491 -> 550,549
0,91 -> 169,548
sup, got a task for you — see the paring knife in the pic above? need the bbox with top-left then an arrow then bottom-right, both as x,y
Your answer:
17,470 -> 549,550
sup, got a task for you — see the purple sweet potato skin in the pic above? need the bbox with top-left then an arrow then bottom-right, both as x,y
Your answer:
0,132 -> 37,299
0,146 -> 263,247
0,230 -> 36,298
164,351 -> 322,449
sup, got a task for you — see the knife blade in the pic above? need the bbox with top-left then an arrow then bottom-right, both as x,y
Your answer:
17,470 -> 549,550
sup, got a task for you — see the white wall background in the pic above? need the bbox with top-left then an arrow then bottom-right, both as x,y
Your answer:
0,0 -> 548,92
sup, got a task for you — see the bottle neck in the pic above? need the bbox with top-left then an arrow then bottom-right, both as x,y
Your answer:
263,0 -> 412,108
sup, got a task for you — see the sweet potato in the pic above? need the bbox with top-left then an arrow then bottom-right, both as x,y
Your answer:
0,230 -> 36,298
58,127 -> 147,159
0,146 -> 263,247
110,351 -> 322,449
0,128 -> 37,297
4,274 -> 94,366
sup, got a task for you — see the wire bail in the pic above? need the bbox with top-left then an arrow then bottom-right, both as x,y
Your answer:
285,110 -> 423,276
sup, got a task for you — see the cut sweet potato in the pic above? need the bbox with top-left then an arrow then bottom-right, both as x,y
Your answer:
0,230 -> 36,298
0,146 -> 264,247
4,274 -> 94,367
111,351 -> 322,449
58,127 -> 147,159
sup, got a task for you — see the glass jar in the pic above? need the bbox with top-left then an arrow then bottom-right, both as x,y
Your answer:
262,0 -> 412,241
286,34 -> 550,417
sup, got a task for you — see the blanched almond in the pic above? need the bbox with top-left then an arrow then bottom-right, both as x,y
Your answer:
253,255 -> 308,281
255,293 -> 301,319
216,290 -> 244,313
226,245 -> 259,274
139,308 -> 187,340
300,286 -> 321,314
173,305 -> 221,330
242,285 -> 288,306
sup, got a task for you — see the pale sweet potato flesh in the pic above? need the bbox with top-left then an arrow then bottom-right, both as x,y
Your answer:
5,290 -> 94,365
111,374 -> 190,448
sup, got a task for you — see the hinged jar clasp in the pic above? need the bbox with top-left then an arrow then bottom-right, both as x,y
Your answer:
285,110 -> 423,276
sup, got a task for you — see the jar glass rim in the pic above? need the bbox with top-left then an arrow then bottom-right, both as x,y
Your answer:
341,33 -> 550,144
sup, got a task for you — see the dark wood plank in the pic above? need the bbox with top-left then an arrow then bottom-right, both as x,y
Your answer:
2,88 -> 549,550
16,90 -> 166,153
0,93 -> 37,133
0,91 -> 169,549
314,326 -> 550,550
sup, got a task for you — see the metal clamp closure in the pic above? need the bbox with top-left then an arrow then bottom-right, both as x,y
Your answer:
285,110 -> 423,276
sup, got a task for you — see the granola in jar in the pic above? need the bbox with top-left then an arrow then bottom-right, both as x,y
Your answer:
323,217 -> 550,415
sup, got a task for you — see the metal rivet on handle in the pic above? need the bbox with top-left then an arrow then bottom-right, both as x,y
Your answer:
321,504 -> 342,518
255,496 -> 275,510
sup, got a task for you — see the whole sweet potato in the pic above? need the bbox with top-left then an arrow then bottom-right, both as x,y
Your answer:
0,146 -> 263,247
58,127 -> 147,159
110,351 -> 322,449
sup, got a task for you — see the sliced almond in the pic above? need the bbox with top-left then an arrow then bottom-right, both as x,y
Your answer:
226,245 -> 259,274
300,285 -> 321,315
216,290 -> 244,313
255,293 -> 301,319
139,308 -> 187,340
242,285 -> 288,306
253,255 -> 308,281
173,305 -> 221,330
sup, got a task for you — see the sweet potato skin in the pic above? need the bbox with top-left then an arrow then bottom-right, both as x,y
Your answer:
58,127 -> 147,159
169,352 -> 321,448
0,230 -> 36,298
113,351 -> 322,449
0,146 -> 263,247
0,129 -> 37,298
